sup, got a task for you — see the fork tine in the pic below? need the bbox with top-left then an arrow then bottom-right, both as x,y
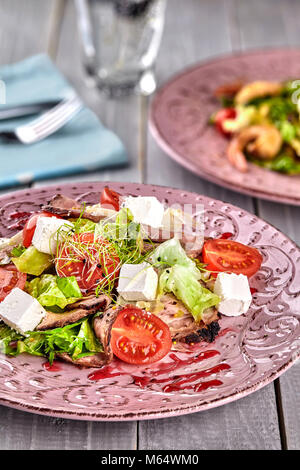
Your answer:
31,96 -> 82,131
29,102 -> 81,138
15,96 -> 83,144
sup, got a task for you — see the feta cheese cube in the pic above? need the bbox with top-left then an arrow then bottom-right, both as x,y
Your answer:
0,288 -> 46,335
117,262 -> 158,301
214,272 -> 252,316
122,196 -> 165,228
32,217 -> 73,254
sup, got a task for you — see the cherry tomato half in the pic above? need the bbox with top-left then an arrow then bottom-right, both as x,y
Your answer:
111,306 -> 172,365
0,267 -> 27,301
202,238 -> 262,278
100,187 -> 121,211
55,232 -> 120,294
22,212 -> 62,248
214,108 -> 237,136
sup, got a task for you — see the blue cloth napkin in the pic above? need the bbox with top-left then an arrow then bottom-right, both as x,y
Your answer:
0,54 -> 128,188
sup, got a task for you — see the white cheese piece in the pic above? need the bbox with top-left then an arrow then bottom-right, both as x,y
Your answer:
117,262 -> 158,301
32,217 -> 73,254
214,272 -> 252,316
0,287 -> 46,335
122,196 -> 165,228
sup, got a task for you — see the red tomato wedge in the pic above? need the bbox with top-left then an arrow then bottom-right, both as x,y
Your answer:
22,211 -> 62,248
100,187 -> 121,211
214,108 -> 236,136
0,268 -> 27,301
55,232 -> 120,294
111,306 -> 172,365
202,238 -> 262,278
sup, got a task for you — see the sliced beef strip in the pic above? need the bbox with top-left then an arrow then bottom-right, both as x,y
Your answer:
153,294 -> 220,344
57,305 -> 121,368
57,352 -> 109,368
64,295 -> 112,311
93,305 -> 122,364
36,295 -> 111,330
41,194 -> 103,223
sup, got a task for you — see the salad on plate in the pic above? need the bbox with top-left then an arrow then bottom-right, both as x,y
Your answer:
0,187 -> 263,369
211,79 -> 300,174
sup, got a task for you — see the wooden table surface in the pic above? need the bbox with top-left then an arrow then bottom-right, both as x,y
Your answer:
0,0 -> 299,450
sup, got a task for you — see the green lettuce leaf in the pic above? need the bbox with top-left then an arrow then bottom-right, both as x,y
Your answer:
26,274 -> 82,310
249,153 -> 300,174
279,121 -> 297,143
0,317 -> 103,363
159,265 -> 220,322
12,246 -> 52,276
0,323 -> 22,355
150,238 -> 201,279
10,245 -> 26,257
56,276 -> 82,298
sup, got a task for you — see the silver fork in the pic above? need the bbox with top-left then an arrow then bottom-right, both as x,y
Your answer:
0,95 -> 83,144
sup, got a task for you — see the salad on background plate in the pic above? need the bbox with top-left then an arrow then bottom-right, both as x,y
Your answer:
0,187 -> 263,372
211,79 -> 300,174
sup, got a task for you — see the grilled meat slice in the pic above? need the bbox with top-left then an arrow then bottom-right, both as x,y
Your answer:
36,295 -> 111,330
93,305 -> 122,364
57,352 -> 109,368
64,295 -> 112,311
42,194 -> 102,222
36,308 -> 90,331
153,294 -> 220,344
184,322 -> 221,344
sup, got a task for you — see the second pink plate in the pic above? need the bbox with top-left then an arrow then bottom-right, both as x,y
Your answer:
150,48 -> 300,206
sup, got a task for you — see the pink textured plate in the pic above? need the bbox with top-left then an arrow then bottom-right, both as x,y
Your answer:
0,181 -> 300,421
150,48 -> 300,206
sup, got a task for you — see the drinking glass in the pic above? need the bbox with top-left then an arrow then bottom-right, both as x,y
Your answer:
75,0 -> 167,96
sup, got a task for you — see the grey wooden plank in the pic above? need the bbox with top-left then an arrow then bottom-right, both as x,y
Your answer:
0,0 -> 54,65
280,0 -> 300,47
139,385 -> 280,450
47,0 -> 68,60
230,0 -> 300,450
141,0 -> 282,450
235,0 -> 288,49
87,422 -> 137,451
0,408 -> 35,450
0,406 -> 136,450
